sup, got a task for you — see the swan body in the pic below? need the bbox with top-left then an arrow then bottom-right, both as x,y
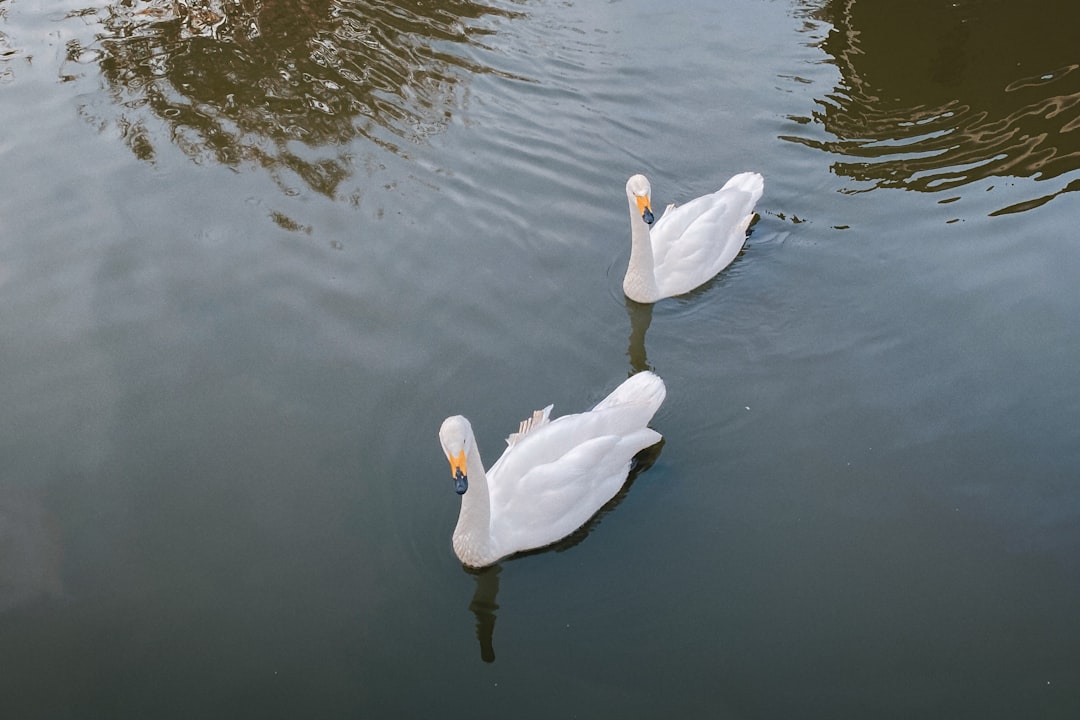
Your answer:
623,172 -> 764,303
438,372 -> 666,567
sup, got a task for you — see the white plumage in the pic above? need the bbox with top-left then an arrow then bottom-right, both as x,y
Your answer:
623,172 -> 764,303
438,371 -> 666,567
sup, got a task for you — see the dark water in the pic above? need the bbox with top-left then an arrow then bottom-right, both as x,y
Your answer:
2,0 -> 1079,717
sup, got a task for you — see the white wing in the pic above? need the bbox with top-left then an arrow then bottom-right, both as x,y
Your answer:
650,172 -> 764,298
484,372 -> 665,556
495,429 -> 660,553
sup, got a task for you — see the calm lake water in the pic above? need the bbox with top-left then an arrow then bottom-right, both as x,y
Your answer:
2,0 -> 1079,717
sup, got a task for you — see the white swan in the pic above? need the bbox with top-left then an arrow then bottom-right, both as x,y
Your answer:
623,172 -> 765,303
438,371 -> 666,567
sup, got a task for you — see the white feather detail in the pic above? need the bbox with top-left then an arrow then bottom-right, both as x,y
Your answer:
505,404 -> 553,447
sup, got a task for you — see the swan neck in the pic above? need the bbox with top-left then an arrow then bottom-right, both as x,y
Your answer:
453,440 -> 496,566
624,206 -> 660,303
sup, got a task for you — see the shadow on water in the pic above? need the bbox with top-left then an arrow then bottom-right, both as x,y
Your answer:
63,0 -> 523,197
459,439 -> 664,663
786,0 -> 1080,216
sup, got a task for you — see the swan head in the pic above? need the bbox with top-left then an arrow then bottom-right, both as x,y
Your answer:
626,174 -> 655,225
438,415 -> 473,495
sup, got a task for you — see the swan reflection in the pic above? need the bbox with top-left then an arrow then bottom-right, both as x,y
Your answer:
625,298 -> 654,375
465,564 -> 499,663
459,441 -> 663,663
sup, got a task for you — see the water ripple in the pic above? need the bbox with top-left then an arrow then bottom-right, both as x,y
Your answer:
62,0 -> 524,196
785,0 -> 1080,217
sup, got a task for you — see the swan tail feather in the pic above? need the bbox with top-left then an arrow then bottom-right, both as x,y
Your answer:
592,371 -> 667,414
720,172 -> 765,205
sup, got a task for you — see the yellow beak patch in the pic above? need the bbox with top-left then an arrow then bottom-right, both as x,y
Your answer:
635,194 -> 652,217
449,449 -> 467,478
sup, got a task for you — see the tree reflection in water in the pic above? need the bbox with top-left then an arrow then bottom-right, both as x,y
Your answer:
65,0 -> 521,197
785,0 -> 1080,216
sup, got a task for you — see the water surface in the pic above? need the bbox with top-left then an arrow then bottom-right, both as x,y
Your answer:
1,0 -> 1079,717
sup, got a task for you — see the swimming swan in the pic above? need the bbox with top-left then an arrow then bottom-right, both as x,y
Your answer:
438,371 -> 666,567
623,172 -> 764,303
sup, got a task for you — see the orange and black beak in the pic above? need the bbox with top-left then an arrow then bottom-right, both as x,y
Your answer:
636,194 -> 655,225
449,449 -> 468,495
